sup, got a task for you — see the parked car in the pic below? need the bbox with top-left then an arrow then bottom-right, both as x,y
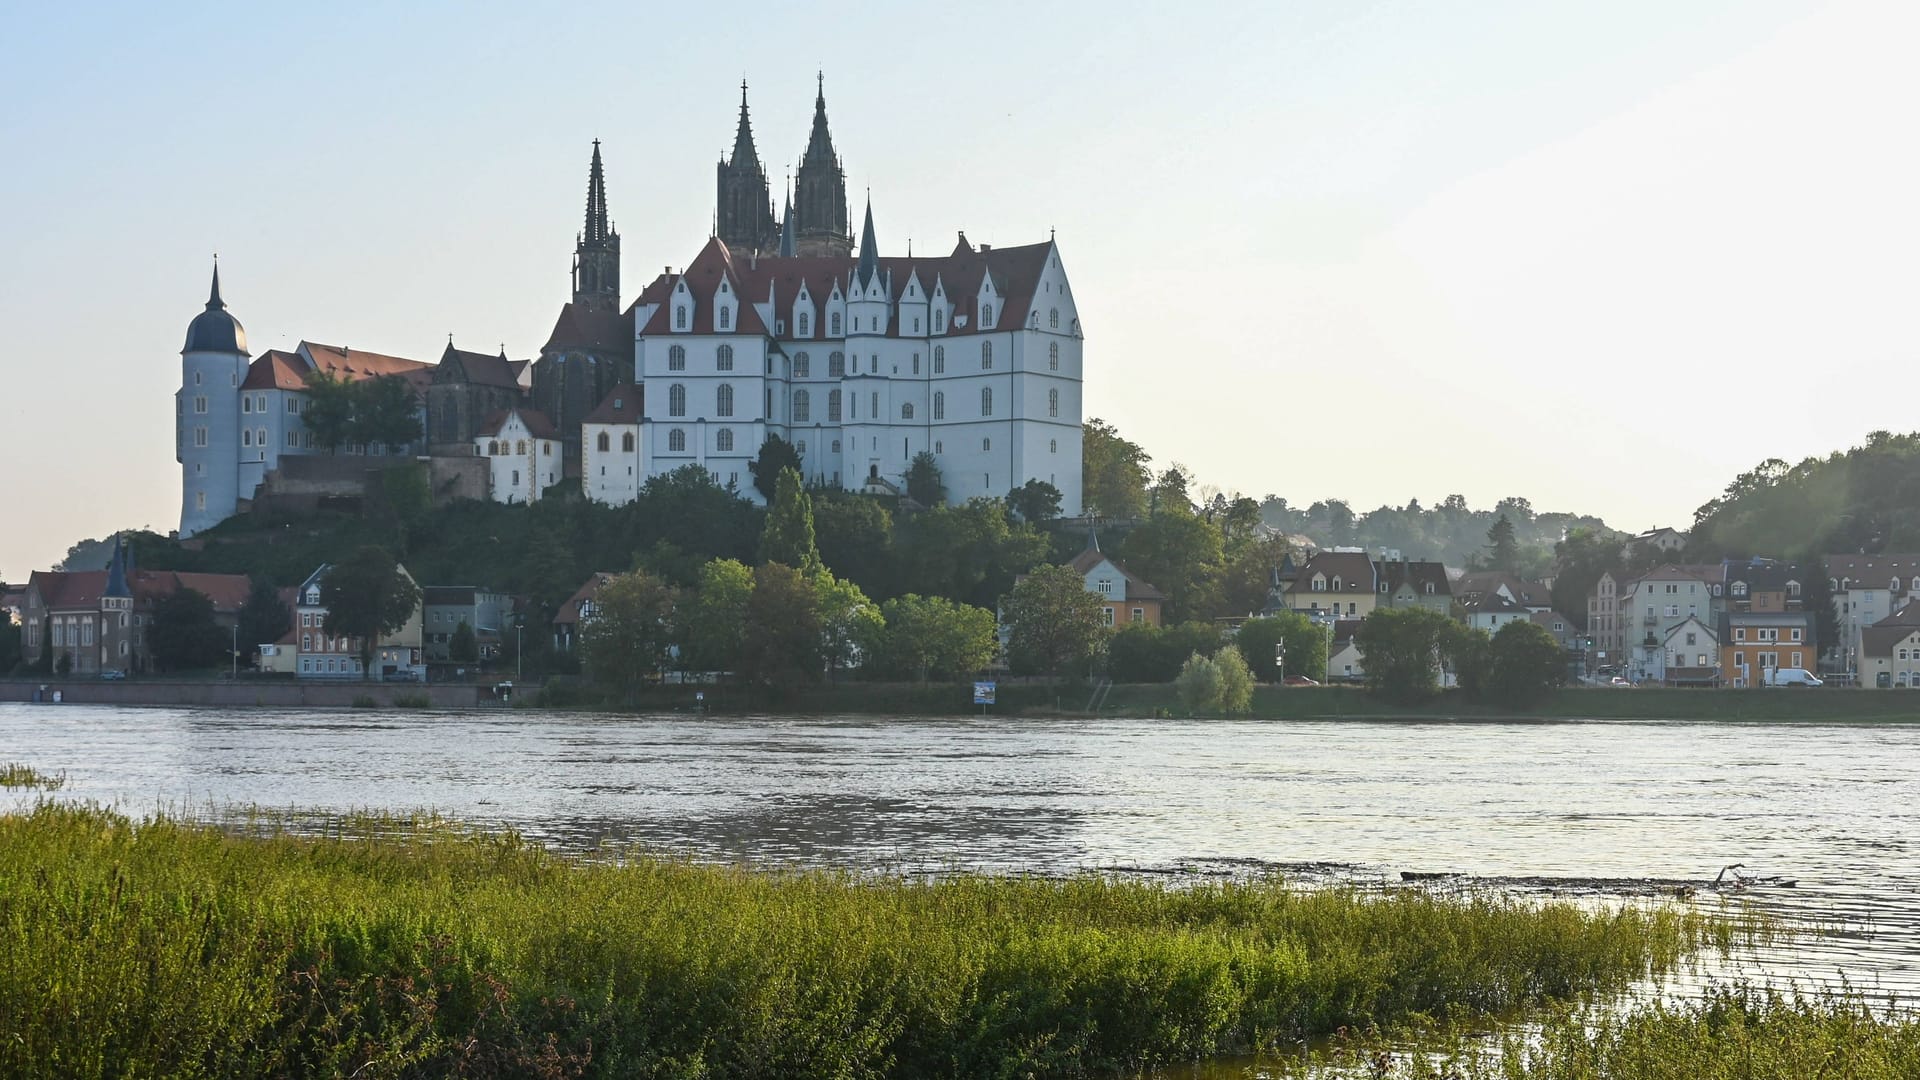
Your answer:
1764,668 -> 1824,687
1283,675 -> 1320,687
98,669 -> 127,680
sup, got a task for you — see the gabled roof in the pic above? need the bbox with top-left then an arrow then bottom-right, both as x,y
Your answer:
554,572 -> 619,626
1827,554 -> 1920,592
26,568 -> 248,613
582,384 -> 643,425
1067,548 -> 1166,602
301,342 -> 430,381
1862,622 -> 1920,658
1463,591 -> 1526,615
1451,571 -> 1551,608
1379,560 -> 1451,597
542,302 -> 633,355
240,349 -> 313,391
1285,552 -> 1375,595
436,344 -> 525,389
475,407 -> 558,440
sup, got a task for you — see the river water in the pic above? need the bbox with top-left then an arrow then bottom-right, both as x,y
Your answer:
5,703 -> 1919,1003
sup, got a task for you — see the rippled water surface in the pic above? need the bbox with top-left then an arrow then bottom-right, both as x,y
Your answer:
5,704 -> 1919,1003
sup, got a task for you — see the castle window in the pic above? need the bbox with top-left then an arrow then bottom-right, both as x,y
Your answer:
719,306 -> 731,331
799,313 -> 811,337
982,304 -> 994,325
286,430 -> 299,448
515,440 -> 526,454
828,389 -> 842,422
934,346 -> 945,374
981,387 -> 993,416
902,403 -> 914,420
717,344 -> 734,371
981,341 -> 993,369
287,398 -> 300,414
621,432 -> 634,452
871,392 -> 878,417
933,391 -> 944,420
1050,308 -> 1061,330
793,389 -> 811,422
912,353 -> 920,374
194,371 -> 202,385
668,384 -> 686,417
794,352 -> 810,378
668,428 -> 686,452
832,440 -> 842,453
717,429 -> 734,452
934,440 -> 943,454
258,427 -> 267,448
1049,342 -> 1060,370
242,396 -> 252,413
194,427 -> 207,447
487,441 -> 498,455
194,396 -> 207,414
831,312 -> 842,336
982,438 -> 991,452
668,345 -> 686,371
1050,438 -> 1057,453
242,429 -> 252,447
716,384 -> 734,417
828,352 -> 845,378
675,306 -> 687,330
597,432 -> 610,452
797,441 -> 807,454
1049,388 -> 1059,417
934,310 -> 945,333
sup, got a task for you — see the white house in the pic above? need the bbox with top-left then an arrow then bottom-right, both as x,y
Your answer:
582,385 -> 645,506
474,408 -> 562,505
1462,586 -> 1531,634
1620,566 -> 1715,681
1656,615 -> 1718,684
292,563 -> 425,681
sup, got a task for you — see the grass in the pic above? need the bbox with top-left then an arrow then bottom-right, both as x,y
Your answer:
1312,985 -> 1920,1078
0,762 -> 64,789
0,803 -> 1745,1079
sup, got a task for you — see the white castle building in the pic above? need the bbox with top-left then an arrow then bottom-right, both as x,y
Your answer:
176,78 -> 1083,536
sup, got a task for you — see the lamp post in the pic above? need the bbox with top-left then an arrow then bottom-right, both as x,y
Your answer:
514,614 -> 525,683
231,622 -> 238,678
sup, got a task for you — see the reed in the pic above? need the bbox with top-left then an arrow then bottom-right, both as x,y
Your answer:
0,763 -> 64,789
0,804 -> 1738,1079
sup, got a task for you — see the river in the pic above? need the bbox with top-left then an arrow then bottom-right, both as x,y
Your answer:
5,703 -> 1918,1005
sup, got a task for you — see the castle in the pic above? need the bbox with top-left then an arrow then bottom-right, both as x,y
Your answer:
176,79 -> 1084,537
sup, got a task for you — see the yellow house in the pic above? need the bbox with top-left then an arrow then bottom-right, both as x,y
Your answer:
1282,552 -> 1378,619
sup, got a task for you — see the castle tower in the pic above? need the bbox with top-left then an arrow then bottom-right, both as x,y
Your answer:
715,81 -> 777,253
177,262 -> 251,538
792,74 -> 851,257
573,139 -> 621,312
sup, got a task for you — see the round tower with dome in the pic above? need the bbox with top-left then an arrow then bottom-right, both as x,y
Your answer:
177,262 -> 251,537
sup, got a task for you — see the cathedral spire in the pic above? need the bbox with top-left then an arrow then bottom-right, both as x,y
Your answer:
207,260 -> 224,309
572,140 -> 621,311
855,195 -> 879,288
792,73 -> 851,257
717,80 -> 776,253
802,71 -> 837,167
778,185 -> 797,258
731,79 -> 759,168
584,139 -> 611,243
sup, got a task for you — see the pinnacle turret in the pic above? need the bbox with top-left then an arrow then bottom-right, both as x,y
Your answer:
855,196 -> 879,289
584,139 -> 612,243
572,141 -> 621,311
791,73 -> 851,257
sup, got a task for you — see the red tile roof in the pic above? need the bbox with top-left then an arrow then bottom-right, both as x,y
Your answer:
475,407 -> 558,440
240,349 -> 313,391
542,302 -> 633,355
302,342 -> 431,381
28,569 -> 249,613
1067,548 -> 1166,601
554,572 -> 619,626
582,385 -> 643,425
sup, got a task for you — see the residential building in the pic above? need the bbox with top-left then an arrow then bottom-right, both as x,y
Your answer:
1627,527 -> 1688,556
1326,619 -> 1365,682
1861,603 -> 1920,688
1530,610 -> 1581,651
1618,565 -> 1716,682
1588,570 -> 1625,669
422,586 -> 513,664
1657,615 -> 1719,685
474,408 -> 562,504
553,572 -> 619,653
20,537 -> 249,674
1376,559 -> 1453,615
1282,551 -> 1378,619
291,563 -> 425,680
1462,589 -> 1531,634
1068,535 -> 1164,627
581,385 -> 645,506
1719,610 -> 1815,687
1826,554 -> 1920,673
1452,572 -> 1554,613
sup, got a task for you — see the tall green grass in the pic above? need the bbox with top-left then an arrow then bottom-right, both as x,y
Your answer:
0,804 -> 1737,1079
1316,985 -> 1920,1078
0,762 -> 64,789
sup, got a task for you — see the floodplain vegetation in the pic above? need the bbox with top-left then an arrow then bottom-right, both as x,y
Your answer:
0,762 -> 64,789
1,802 -> 1742,1080
1310,985 -> 1920,1079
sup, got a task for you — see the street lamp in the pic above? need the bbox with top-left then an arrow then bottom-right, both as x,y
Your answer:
231,622 -> 238,678
514,614 -> 525,682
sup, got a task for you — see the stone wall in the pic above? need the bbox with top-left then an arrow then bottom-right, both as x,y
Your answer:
0,679 -> 488,709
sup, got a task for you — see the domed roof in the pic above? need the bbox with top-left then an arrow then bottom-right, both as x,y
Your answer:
182,265 -> 248,355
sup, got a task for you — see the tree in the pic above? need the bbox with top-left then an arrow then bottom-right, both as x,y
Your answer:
1105,622 -> 1224,682
905,451 -> 946,507
813,570 -> 883,681
1175,652 -> 1222,712
1003,564 -> 1107,680
872,594 -> 997,680
1233,616 -> 1293,683
1081,418 -> 1151,520
682,559 -> 754,673
1443,622 -> 1492,700
449,620 -> 480,664
1005,479 -> 1063,524
353,375 -> 423,451
1485,620 -> 1566,707
150,587 -> 227,672
892,499 -> 1049,609
0,615 -> 23,674
1551,526 -> 1626,632
1480,514 -> 1520,573
579,570 -> 678,705
1213,646 -> 1254,713
748,434 -> 804,503
738,562 -> 823,693
1353,606 -> 1457,704
1117,504 -> 1225,623
1799,548 -> 1838,667
320,546 -> 421,679
759,468 -> 822,573
235,576 -> 291,663
301,370 -> 356,452
812,493 -> 894,597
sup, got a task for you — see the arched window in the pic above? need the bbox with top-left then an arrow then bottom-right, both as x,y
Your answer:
675,306 -> 687,330
1049,438 -> 1057,453
717,344 -> 734,371
668,345 -> 686,371
830,312 -> 842,336
1049,308 -> 1059,329
1049,341 -> 1060,370
718,306 -> 731,331
716,384 -> 734,417
982,438 -> 991,451
982,304 -> 994,325
981,341 -> 993,369
912,353 -> 920,374
1048,388 -> 1059,417
668,384 -> 686,417
487,441 -> 498,455
596,432 -> 610,452
794,351 -> 810,378
621,432 -> 634,452
901,403 -> 914,420
668,428 -> 686,452
934,346 -> 945,373
934,440 -> 943,454
515,440 -> 526,454
793,389 -> 811,422
799,312 -> 811,337
934,310 -> 945,333
981,387 -> 993,416
717,429 -> 734,452
828,389 -> 842,421
828,352 -> 845,378
933,391 -> 944,420
870,391 -> 878,417
832,439 -> 842,453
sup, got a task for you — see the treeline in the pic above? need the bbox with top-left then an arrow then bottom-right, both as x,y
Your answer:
1689,430 -> 1920,559
1260,495 -> 1611,577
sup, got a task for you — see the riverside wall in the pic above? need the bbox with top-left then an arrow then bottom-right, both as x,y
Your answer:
0,680 -> 486,709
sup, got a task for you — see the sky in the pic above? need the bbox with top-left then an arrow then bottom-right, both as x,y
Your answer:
4,0 -> 1917,579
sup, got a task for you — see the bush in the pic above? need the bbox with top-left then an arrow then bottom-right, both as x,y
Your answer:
350,694 -> 377,709
1175,651 -> 1221,711
390,693 -> 430,710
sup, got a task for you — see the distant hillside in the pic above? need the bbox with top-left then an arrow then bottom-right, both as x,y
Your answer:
1689,430 -> 1920,559
1260,495 -> 1612,576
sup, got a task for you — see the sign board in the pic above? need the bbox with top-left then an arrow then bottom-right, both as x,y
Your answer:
972,681 -> 997,706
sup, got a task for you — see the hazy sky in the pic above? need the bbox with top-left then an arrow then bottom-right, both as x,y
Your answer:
4,0 -> 1915,579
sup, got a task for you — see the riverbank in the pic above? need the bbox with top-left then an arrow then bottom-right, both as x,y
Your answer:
0,677 -> 484,709
0,803 -> 1728,1079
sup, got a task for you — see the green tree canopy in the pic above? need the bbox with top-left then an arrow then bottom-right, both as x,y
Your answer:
811,493 -> 893,597
1353,606 -> 1458,704
905,451 -> 946,508
1081,418 -> 1151,520
1485,620 -> 1567,707
0,615 -> 20,674
150,587 -> 227,672
236,576 -> 291,662
301,370 -> 356,452
1175,652 -> 1222,712
813,570 -> 883,681
353,375 -> 423,451
1117,504 -> 1225,623
739,562 -> 824,693
872,594 -> 998,681
579,570 -> 679,705
748,434 -> 804,503
1105,622 -> 1225,683
320,547 -> 421,679
1232,614 -> 1323,684
759,468 -> 822,574
1004,563 -> 1107,680
1005,480 -> 1062,525
681,559 -> 754,673
448,620 -> 479,664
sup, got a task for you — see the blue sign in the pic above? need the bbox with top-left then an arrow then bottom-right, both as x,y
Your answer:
972,681 -> 997,706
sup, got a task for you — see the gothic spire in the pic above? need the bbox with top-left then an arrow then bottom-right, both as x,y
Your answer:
584,139 -> 611,243
778,187 -> 797,258
802,71 -> 837,167
855,195 -> 879,288
207,260 -> 224,309
730,79 -> 760,168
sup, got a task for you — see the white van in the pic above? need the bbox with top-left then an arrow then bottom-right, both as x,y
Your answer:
1764,668 -> 1824,687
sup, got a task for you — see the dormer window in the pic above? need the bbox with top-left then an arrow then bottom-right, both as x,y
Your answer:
982,304 -> 994,325
799,313 -> 810,337
934,310 -> 945,333
1050,308 -> 1060,329
719,307 -> 731,330
1332,576 -> 1343,591
675,306 -> 687,330
831,312 -> 842,336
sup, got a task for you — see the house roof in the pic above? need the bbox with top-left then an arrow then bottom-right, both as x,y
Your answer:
27,568 -> 249,613
542,302 -> 633,356
1862,623 -> 1920,658
240,349 -> 313,391
1464,591 -> 1526,615
1723,558 -> 1808,593
554,572 -> 619,626
582,384 -> 643,425
1286,552 -> 1376,595
1379,560 -> 1452,597
475,407 -> 558,440
1067,548 -> 1166,602
1827,554 -> 1920,592
1452,571 -> 1552,608
435,344 -> 526,390
301,341 -> 431,381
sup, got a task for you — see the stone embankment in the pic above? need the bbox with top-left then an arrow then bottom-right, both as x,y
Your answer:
0,679 -> 485,709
